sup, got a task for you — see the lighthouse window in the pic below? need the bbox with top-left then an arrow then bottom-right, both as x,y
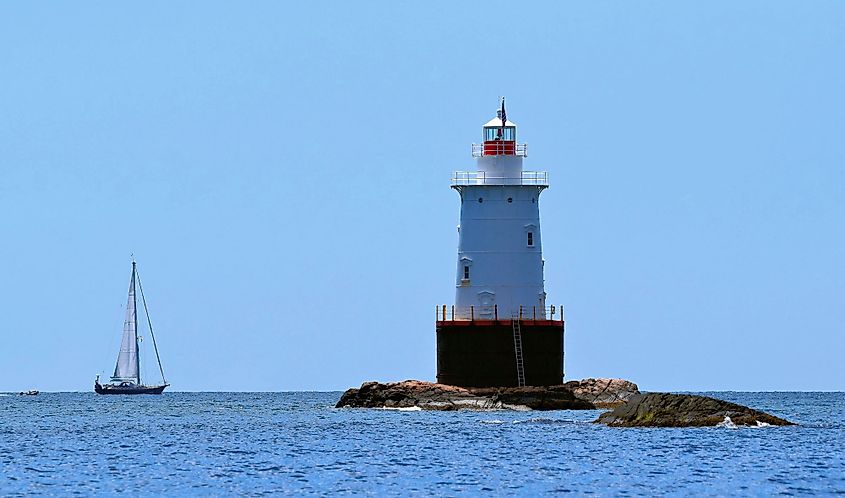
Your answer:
527,232 -> 534,247
485,127 -> 516,141
463,265 -> 470,280
507,197 -> 513,203
478,197 -> 483,203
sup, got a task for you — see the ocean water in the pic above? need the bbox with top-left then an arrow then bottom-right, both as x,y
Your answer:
1,392 -> 843,496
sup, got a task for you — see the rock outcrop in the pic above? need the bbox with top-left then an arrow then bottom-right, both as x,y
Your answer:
564,378 -> 639,408
336,380 -> 595,411
465,385 -> 595,411
595,393 -> 794,427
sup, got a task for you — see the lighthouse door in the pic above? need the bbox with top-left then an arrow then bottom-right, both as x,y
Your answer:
478,291 -> 495,319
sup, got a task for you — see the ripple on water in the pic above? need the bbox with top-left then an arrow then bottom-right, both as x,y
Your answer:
0,392 -> 843,495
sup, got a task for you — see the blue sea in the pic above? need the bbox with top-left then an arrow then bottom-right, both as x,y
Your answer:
1,392 -> 843,496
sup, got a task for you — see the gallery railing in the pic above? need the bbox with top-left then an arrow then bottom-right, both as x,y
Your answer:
471,142 -> 528,157
436,304 -> 564,322
451,170 -> 549,186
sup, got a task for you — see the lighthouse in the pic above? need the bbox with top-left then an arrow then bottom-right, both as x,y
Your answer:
436,99 -> 564,387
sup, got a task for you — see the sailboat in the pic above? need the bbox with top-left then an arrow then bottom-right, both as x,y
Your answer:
95,260 -> 169,395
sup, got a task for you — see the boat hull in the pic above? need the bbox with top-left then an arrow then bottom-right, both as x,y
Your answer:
94,383 -> 167,395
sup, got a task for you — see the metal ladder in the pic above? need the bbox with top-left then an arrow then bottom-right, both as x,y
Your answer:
512,317 -> 526,387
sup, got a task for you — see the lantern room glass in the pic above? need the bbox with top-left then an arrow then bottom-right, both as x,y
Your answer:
484,126 -> 515,141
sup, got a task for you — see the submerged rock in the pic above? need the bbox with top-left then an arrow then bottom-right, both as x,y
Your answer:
564,378 -> 639,408
336,380 -> 594,411
595,393 -> 794,427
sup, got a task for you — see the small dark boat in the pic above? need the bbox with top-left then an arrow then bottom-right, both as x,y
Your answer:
95,260 -> 169,395
19,390 -> 39,396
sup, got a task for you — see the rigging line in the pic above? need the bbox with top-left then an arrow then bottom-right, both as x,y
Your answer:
135,265 -> 167,385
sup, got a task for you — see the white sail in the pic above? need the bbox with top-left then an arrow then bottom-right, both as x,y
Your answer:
111,267 -> 139,383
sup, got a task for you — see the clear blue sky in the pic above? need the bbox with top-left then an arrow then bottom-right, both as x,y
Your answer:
1,2 -> 843,392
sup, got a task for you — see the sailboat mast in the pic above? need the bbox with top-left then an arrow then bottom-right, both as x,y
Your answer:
136,266 -> 167,385
132,261 -> 140,385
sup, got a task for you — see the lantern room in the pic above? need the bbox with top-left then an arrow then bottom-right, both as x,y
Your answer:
483,113 -> 516,141
481,112 -> 516,155
472,102 -> 528,157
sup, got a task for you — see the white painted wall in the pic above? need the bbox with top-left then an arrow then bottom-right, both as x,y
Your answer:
475,154 -> 523,184
453,182 -> 547,319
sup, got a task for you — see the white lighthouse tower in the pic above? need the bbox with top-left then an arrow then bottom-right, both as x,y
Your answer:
453,99 -> 547,319
437,99 -> 564,388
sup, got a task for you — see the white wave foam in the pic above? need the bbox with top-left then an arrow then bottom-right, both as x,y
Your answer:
501,403 -> 532,412
380,406 -> 422,411
716,415 -> 737,429
754,420 -> 772,428
513,417 -> 561,425
481,419 -> 506,424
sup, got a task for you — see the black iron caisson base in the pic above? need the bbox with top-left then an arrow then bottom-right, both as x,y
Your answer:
436,320 -> 564,388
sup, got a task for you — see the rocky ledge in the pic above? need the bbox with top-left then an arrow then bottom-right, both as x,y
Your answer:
595,393 -> 794,427
335,378 -> 638,411
564,378 -> 639,408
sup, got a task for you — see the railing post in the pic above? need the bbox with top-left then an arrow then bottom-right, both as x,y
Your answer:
470,305 -> 474,321
494,304 -> 498,321
519,305 -> 523,320
451,305 -> 455,321
533,306 -> 536,320
442,305 -> 446,321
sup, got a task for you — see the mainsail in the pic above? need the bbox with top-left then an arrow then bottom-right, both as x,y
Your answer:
111,265 -> 140,383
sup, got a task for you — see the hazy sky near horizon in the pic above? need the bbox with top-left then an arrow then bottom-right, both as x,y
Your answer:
1,2 -> 843,391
